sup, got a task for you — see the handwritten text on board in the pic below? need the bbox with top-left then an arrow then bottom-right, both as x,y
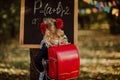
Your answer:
34,0 -> 71,16
32,0 -> 71,24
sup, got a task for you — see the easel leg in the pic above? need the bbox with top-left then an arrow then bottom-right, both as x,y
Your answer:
30,49 -> 39,80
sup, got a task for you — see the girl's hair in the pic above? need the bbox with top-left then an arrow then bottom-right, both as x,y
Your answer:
42,18 -> 67,45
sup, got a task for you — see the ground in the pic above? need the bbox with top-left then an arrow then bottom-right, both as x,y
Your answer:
79,30 -> 120,80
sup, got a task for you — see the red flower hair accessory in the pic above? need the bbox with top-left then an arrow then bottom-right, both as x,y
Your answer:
56,18 -> 64,29
40,22 -> 46,34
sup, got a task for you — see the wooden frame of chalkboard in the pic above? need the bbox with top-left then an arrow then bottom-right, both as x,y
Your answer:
20,0 -> 78,48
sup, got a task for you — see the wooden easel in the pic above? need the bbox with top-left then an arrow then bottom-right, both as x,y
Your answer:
19,0 -> 78,79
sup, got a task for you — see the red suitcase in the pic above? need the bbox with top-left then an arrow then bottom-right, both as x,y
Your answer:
48,44 -> 80,80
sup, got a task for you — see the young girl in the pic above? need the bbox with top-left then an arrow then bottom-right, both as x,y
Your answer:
34,18 -> 69,80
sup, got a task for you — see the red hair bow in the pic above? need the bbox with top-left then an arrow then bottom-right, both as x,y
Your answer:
40,22 -> 46,34
56,18 -> 64,29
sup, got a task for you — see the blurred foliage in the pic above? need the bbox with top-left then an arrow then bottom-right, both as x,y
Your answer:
0,0 -> 20,44
78,0 -> 120,34
0,0 -> 20,62
0,1 -> 30,79
78,12 -> 109,30
78,30 -> 120,52
0,39 -> 30,68
0,68 -> 29,80
0,39 -> 30,80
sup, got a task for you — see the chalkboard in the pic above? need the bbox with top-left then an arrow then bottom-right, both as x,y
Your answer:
20,0 -> 78,48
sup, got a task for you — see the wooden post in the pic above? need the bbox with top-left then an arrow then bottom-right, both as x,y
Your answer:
30,49 -> 39,80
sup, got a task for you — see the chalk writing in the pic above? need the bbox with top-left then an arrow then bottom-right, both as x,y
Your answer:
34,0 -> 71,17
32,18 -> 39,24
